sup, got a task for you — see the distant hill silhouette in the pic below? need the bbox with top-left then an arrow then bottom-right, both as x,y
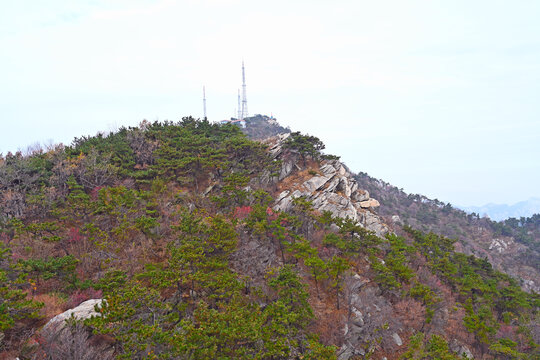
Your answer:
459,197 -> 540,221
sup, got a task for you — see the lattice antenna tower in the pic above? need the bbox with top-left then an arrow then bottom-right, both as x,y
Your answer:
203,86 -> 207,120
237,89 -> 241,120
241,61 -> 248,120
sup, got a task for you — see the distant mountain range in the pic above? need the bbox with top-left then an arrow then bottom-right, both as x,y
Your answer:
458,197 -> 540,221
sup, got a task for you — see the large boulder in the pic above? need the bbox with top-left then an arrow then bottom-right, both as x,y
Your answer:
450,339 -> 474,359
36,299 -> 113,359
42,299 -> 103,333
303,175 -> 331,193
359,199 -> 380,208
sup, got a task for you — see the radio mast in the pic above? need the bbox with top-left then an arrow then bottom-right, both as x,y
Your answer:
203,86 -> 207,120
237,89 -> 241,120
241,61 -> 248,120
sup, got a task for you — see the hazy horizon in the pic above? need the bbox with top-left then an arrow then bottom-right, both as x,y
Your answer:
2,0 -> 539,207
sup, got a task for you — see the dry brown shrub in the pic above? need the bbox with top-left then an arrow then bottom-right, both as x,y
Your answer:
394,298 -> 425,331
308,278 -> 347,346
276,163 -> 321,193
444,304 -> 473,345
310,303 -> 347,346
34,293 -> 66,319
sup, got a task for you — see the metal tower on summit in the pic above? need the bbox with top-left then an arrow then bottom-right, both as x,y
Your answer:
237,89 -> 241,120
240,61 -> 248,120
203,86 -> 207,120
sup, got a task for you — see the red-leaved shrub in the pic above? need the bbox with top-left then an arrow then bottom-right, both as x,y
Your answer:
65,288 -> 103,310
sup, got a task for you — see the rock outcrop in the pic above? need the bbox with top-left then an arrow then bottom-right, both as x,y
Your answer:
450,340 -> 474,359
230,230 -> 282,289
267,134 -> 388,237
36,299 -> 113,359
338,274 -> 403,360
42,299 -> 103,333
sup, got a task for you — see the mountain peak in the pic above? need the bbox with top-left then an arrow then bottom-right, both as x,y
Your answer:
1,116 -> 538,359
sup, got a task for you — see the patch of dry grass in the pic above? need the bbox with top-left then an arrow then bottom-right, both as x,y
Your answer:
34,293 -> 66,319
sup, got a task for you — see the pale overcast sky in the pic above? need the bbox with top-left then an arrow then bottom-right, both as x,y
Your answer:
1,0 -> 539,207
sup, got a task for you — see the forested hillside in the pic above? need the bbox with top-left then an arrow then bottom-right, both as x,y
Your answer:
0,117 -> 538,359
354,172 -> 540,294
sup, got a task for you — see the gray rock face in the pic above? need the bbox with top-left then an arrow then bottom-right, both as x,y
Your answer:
271,155 -> 388,236
279,159 -> 296,180
338,343 -> 365,360
450,339 -> 474,359
230,231 -> 282,288
42,299 -> 103,333
303,175 -> 331,193
359,199 -> 380,208
523,278 -> 539,293
362,212 -> 388,238
320,163 -> 338,177
267,133 -> 291,158
352,190 -> 370,202
392,333 -> 403,346
338,275 -> 403,359
265,133 -> 299,181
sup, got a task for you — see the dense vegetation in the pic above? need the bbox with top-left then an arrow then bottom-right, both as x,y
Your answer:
355,172 -> 540,249
0,118 -> 538,359
354,172 -> 540,288
496,214 -> 540,251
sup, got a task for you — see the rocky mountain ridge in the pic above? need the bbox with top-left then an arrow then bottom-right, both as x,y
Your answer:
354,172 -> 540,294
1,117 -> 538,359
267,133 -> 387,237
241,117 -> 539,295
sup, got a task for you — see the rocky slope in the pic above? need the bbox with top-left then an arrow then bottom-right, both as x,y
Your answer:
1,118 -> 538,359
354,172 -> 540,294
32,129 -> 405,359
242,118 -> 539,294
267,133 -> 387,237
237,132 -> 536,360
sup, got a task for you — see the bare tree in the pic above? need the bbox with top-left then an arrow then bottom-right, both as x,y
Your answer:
0,152 -> 42,218
75,148 -> 117,191
127,124 -> 156,168
35,322 -> 114,360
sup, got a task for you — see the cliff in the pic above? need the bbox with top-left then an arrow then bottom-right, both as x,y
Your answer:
267,133 -> 387,237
